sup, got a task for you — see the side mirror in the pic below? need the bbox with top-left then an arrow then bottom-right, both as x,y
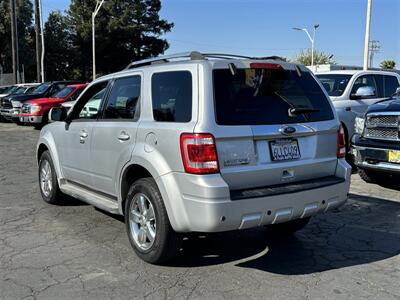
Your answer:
49,107 -> 67,123
395,87 -> 400,96
351,86 -> 376,99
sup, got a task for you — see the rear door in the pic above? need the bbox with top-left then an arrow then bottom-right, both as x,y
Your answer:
211,63 -> 338,190
89,75 -> 141,196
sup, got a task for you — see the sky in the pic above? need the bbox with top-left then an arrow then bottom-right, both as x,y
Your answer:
42,0 -> 400,68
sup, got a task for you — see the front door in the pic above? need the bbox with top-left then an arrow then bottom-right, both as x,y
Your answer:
349,74 -> 386,116
57,81 -> 109,188
90,75 -> 141,196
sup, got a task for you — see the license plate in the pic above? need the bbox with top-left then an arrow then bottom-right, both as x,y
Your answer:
388,150 -> 400,163
270,139 -> 301,161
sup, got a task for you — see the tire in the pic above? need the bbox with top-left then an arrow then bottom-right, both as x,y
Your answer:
125,178 -> 181,264
38,150 -> 63,204
358,168 -> 380,184
267,217 -> 311,235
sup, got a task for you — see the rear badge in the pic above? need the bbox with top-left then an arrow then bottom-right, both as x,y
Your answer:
224,158 -> 250,167
281,126 -> 296,135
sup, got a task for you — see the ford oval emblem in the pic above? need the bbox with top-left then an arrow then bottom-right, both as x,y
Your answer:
282,126 -> 296,135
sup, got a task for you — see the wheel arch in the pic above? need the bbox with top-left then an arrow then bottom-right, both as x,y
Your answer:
118,160 -> 181,231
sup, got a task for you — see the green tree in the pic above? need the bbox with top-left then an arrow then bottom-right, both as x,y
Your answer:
293,49 -> 335,66
67,0 -> 173,80
380,60 -> 396,69
44,11 -> 76,80
0,0 -> 35,81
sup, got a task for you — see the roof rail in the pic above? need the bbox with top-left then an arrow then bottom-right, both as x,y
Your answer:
125,51 -> 205,69
125,51 -> 285,70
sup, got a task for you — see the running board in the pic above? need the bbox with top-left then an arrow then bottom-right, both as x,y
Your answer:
59,180 -> 120,214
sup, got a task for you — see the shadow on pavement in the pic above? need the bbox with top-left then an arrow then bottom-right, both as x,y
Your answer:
170,193 -> 400,274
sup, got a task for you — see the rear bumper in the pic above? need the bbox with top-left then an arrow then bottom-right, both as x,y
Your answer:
158,159 -> 351,233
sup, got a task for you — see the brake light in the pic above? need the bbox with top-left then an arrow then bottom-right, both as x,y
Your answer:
250,63 -> 282,69
337,125 -> 346,158
180,133 -> 219,174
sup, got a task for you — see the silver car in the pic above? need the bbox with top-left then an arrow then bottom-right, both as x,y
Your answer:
37,52 -> 351,264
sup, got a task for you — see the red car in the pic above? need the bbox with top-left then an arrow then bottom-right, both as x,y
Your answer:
19,84 -> 87,129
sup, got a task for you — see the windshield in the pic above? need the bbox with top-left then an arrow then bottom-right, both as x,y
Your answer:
32,82 -> 51,94
53,87 -> 74,98
316,74 -> 352,97
13,87 -> 27,94
213,67 -> 334,125
3,86 -> 19,94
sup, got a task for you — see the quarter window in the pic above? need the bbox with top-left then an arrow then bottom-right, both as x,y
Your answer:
102,76 -> 141,120
151,71 -> 192,122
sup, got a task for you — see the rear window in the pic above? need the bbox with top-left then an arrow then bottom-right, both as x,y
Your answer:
214,68 -> 334,125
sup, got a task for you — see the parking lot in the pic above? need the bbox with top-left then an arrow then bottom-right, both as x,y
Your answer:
0,122 -> 399,300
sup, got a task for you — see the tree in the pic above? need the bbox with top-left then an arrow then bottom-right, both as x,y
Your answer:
0,0 -> 35,81
293,49 -> 335,66
380,60 -> 396,69
67,0 -> 173,80
44,11 -> 76,80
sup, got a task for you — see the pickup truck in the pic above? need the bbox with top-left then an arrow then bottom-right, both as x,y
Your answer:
19,84 -> 87,129
0,81 -> 81,124
352,88 -> 400,184
316,70 -> 400,162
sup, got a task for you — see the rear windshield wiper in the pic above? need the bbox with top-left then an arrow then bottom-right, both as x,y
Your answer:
288,107 -> 320,117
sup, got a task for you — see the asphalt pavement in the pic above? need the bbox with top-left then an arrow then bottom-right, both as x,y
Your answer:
0,123 -> 399,300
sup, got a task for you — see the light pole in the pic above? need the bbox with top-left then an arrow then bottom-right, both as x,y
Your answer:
92,0 -> 105,80
38,0 -> 45,82
363,0 -> 373,70
293,24 -> 320,68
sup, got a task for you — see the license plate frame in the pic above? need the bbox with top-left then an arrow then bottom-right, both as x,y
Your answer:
388,150 -> 400,164
269,139 -> 301,162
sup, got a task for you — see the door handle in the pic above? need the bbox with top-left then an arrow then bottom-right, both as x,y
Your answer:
80,130 -> 88,138
118,131 -> 130,141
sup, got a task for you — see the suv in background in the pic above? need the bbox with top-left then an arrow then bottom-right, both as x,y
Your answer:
316,70 -> 400,161
37,52 -> 351,264
0,81 -> 81,123
19,84 -> 87,129
352,88 -> 400,184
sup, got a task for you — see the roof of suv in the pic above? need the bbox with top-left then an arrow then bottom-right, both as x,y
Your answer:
96,51 -> 305,82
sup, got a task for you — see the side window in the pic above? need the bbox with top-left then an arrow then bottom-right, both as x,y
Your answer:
102,76 -> 141,120
70,81 -> 109,121
151,71 -> 192,122
69,88 -> 83,101
384,76 -> 400,97
351,75 -> 377,99
373,75 -> 384,97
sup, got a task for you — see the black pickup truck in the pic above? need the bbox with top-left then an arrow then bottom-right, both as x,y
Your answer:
352,89 -> 400,183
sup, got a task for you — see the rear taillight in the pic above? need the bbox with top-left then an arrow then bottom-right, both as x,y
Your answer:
337,125 -> 346,158
180,133 -> 219,174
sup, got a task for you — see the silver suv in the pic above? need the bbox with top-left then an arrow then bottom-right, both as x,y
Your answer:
37,52 -> 351,264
